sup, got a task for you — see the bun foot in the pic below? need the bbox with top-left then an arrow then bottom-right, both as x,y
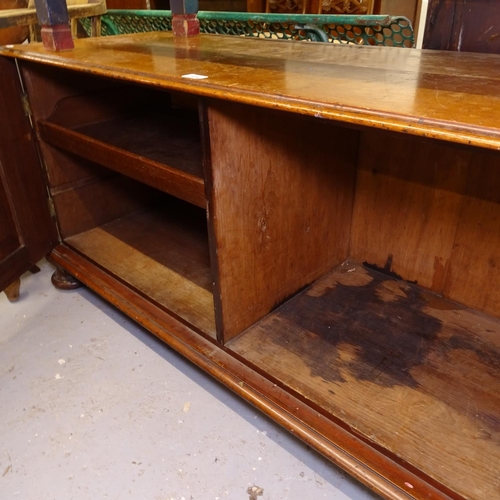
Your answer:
51,269 -> 81,290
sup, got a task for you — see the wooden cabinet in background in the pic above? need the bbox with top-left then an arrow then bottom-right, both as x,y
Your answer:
1,32 -> 500,500
104,0 -> 170,10
246,0 -> 420,25
424,0 -> 500,53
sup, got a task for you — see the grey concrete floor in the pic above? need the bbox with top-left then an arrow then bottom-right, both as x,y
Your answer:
0,260 -> 381,500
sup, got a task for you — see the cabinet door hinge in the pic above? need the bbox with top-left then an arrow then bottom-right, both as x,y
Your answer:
47,196 -> 56,218
46,186 -> 62,240
21,92 -> 31,116
14,60 -> 33,128
21,93 -> 33,128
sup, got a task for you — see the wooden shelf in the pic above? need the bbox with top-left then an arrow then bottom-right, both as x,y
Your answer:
38,112 -> 206,208
65,206 -> 216,338
228,262 -> 500,500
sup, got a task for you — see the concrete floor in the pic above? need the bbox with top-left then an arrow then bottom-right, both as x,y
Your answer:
0,260 -> 381,500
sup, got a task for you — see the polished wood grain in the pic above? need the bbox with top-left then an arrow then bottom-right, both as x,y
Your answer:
228,262 -> 500,500
206,100 -> 357,341
2,32 -> 500,150
66,206 -> 216,337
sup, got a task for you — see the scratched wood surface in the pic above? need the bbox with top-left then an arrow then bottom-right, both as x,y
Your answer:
4,32 -> 500,150
228,262 -> 500,500
66,206 -> 216,337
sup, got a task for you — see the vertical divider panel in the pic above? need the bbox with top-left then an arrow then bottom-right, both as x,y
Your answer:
204,99 -> 359,343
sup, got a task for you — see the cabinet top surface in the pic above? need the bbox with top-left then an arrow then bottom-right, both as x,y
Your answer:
3,32 -> 500,150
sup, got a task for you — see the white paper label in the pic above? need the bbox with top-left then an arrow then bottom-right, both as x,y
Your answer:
181,73 -> 209,80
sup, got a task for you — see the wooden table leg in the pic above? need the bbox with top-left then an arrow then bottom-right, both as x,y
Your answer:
171,0 -> 199,37
3,279 -> 21,302
34,0 -> 73,50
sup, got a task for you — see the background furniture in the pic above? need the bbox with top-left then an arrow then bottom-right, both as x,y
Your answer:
0,0 -> 29,44
0,0 -> 106,40
246,0 -> 374,15
423,0 -> 500,53
79,10 -> 414,46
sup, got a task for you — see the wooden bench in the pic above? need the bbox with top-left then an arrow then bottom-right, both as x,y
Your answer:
0,0 -> 106,39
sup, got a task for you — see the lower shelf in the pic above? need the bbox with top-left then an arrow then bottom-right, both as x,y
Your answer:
228,262 -> 500,500
65,207 -> 216,338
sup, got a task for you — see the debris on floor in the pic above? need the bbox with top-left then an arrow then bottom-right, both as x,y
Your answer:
247,485 -> 264,500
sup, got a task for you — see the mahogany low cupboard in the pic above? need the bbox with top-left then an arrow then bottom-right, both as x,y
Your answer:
1,32 -> 500,500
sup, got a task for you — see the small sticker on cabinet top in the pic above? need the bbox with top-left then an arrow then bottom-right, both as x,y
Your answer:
182,73 -> 209,79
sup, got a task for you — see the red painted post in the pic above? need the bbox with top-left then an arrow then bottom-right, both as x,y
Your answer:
171,0 -> 199,37
34,0 -> 74,50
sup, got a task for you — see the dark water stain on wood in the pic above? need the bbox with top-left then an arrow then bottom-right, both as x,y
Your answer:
263,264 -> 500,434
363,254 -> 404,281
420,290 -> 465,311
271,266 -> 442,389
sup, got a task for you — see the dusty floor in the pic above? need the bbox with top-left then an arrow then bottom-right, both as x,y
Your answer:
0,260 -> 380,500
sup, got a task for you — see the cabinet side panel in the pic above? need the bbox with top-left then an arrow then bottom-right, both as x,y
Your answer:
207,101 -> 358,342
52,174 -> 159,238
444,150 -> 500,316
350,130 -> 469,292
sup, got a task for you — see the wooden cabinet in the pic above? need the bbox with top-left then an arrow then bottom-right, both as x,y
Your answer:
424,0 -> 500,53
1,33 -> 500,500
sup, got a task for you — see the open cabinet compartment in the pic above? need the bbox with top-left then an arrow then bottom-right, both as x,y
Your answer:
63,185 -> 217,338
29,66 -> 206,208
20,64 -> 216,338
9,42 -> 500,500
226,128 -> 500,500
